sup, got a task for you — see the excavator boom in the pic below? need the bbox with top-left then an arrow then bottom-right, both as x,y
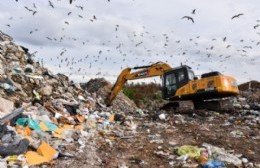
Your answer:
107,62 -> 172,105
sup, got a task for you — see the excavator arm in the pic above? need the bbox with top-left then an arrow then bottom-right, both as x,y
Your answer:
107,62 -> 172,105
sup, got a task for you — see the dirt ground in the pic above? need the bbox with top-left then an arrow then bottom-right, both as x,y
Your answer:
96,112 -> 260,168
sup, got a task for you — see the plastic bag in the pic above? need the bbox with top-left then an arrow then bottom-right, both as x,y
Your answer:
177,145 -> 201,158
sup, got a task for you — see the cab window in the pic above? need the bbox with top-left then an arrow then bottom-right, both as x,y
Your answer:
178,70 -> 185,82
165,73 -> 177,94
188,70 -> 195,80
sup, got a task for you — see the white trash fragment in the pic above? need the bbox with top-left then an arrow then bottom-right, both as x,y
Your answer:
159,113 -> 166,120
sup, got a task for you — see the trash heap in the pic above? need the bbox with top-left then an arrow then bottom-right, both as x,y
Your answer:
94,84 -> 259,167
0,30 -> 138,167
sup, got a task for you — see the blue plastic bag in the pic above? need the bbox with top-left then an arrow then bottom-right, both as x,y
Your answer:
202,160 -> 226,168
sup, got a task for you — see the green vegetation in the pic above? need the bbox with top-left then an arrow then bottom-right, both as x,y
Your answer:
123,82 -> 163,106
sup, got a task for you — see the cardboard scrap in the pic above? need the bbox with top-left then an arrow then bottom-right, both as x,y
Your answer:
37,141 -> 59,161
25,151 -> 48,166
25,141 -> 58,166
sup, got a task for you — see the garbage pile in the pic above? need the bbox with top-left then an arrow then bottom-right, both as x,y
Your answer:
95,81 -> 259,167
0,30 -> 138,167
81,78 -> 137,112
97,108 -> 259,167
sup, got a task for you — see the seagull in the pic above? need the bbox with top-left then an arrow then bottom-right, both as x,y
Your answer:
231,13 -> 243,19
25,6 -> 33,12
181,16 -> 194,23
68,12 -> 72,15
93,15 -> 97,20
254,24 -> 260,29
75,5 -> 83,10
223,37 -> 227,42
192,9 -> 196,14
70,0 -> 72,4
48,0 -> 54,8
135,42 -> 143,47
243,46 -> 252,49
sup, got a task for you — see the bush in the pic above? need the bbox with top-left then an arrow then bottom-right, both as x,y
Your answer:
122,82 -> 163,106
123,87 -> 135,100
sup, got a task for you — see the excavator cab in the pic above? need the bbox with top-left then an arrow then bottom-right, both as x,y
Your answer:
162,65 -> 195,100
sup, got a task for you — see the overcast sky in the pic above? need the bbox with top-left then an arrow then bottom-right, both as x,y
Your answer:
0,0 -> 259,84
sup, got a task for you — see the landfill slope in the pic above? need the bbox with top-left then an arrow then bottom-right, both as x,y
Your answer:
0,30 -> 136,167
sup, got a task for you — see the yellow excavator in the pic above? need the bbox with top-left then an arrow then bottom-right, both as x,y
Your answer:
107,62 -> 239,111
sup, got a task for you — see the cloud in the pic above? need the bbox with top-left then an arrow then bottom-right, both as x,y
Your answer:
0,0 -> 259,84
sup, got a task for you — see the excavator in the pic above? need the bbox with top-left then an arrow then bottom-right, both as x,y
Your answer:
107,62 -> 239,112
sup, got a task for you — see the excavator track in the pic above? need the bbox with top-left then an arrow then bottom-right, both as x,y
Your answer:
160,100 -> 195,113
194,99 -> 235,112
161,99 -> 235,113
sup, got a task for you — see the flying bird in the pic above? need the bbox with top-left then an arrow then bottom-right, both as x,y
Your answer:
48,0 -> 54,8
135,42 -> 143,47
75,5 -> 83,10
181,16 -> 194,23
24,6 -> 33,12
243,46 -> 252,49
192,9 -> 196,14
70,0 -> 72,4
231,13 -> 243,19
254,24 -> 260,29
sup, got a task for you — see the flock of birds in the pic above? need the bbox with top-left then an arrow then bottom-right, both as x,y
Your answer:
182,9 -> 245,23
4,1 -> 260,81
